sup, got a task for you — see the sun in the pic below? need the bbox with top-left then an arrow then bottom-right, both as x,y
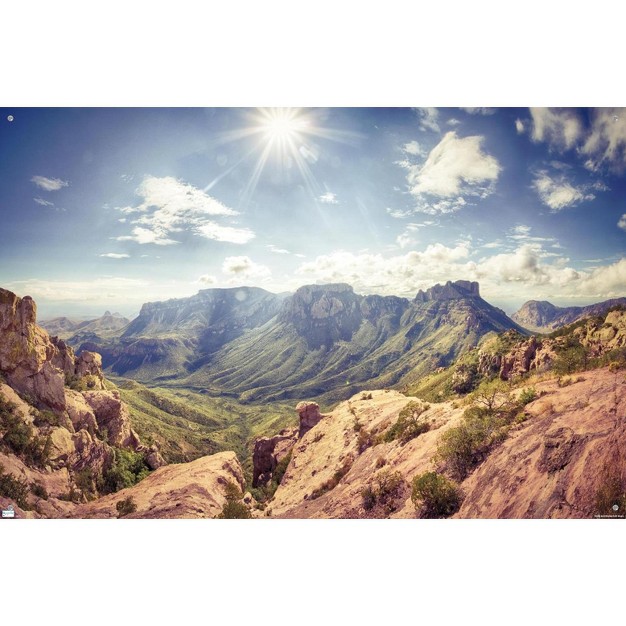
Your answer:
257,108 -> 309,143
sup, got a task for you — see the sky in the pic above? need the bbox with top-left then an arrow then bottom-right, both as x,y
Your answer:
1,106 -> 625,318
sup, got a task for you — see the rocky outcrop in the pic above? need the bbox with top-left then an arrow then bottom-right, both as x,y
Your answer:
74,351 -> 105,389
478,336 -> 556,380
70,451 -> 245,519
252,429 -> 298,487
82,390 -> 139,449
296,401 -> 323,438
414,280 -> 480,303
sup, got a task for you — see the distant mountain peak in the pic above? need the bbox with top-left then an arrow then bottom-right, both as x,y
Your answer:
415,280 -> 480,303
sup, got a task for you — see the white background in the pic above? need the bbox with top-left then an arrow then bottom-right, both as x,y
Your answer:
1,2 -> 624,624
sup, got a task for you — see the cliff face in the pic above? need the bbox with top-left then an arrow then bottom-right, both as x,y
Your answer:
0,287 -> 246,519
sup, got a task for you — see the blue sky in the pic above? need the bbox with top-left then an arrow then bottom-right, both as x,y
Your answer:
1,107 -> 625,318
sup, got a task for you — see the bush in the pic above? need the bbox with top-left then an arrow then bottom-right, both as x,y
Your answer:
383,401 -> 430,444
518,387 -> 537,406
33,409 -> 60,428
436,404 -> 514,480
411,471 -> 462,518
75,467 -> 97,497
217,480 -> 251,519
1,412 -> 32,455
0,464 -> 30,509
361,469 -> 405,513
608,361 -> 622,373
101,448 -> 150,494
310,457 -> 353,500
116,496 -> 137,518
552,341 -> 589,375
357,428 -> 373,454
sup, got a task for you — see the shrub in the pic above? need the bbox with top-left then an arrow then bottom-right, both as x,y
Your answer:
217,480 -> 251,519
310,457 -> 353,500
608,361 -> 622,373
101,448 -> 150,494
33,409 -> 60,428
30,482 -> 49,500
116,496 -> 137,518
411,472 -> 462,518
1,412 -> 32,454
557,376 -> 572,388
75,467 -> 97,497
0,464 -> 30,509
361,469 -> 405,513
357,428 -> 373,454
472,378 -> 515,413
375,456 -> 386,469
272,450 -> 292,486
361,392 -> 373,400
518,387 -> 537,406
552,341 -> 589,375
383,400 -> 430,444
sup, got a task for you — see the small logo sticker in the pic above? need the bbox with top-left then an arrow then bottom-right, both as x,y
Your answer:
1,504 -> 16,519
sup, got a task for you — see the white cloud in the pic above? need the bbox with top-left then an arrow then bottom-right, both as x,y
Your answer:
460,107 -> 497,116
222,256 -> 271,280
515,119 -> 525,134
529,108 -> 583,151
115,175 -> 253,246
447,118 -> 461,126
402,141 -> 424,156
34,197 -> 55,207
386,207 -> 412,219
196,223 -> 255,244
581,108 -> 626,170
198,274 -> 217,285
532,170 -> 595,211
401,131 -> 500,203
99,253 -> 130,259
267,244 -> 290,254
415,108 -> 440,133
319,191 -> 338,204
31,175 -> 69,191
618,214 -> 626,231
396,232 -> 415,249
116,226 -> 179,246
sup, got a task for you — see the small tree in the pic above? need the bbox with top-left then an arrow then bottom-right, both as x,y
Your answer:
411,471 -> 462,518
472,378 -> 514,413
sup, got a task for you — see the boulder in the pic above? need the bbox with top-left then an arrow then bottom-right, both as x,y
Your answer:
48,427 -> 76,467
82,390 -> 135,448
74,351 -> 105,390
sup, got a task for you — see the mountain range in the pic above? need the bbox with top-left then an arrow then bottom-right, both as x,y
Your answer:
80,280 -> 526,405
511,297 -> 626,332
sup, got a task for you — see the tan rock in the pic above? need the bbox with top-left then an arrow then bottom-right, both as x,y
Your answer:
252,428 -> 297,487
296,401 -> 323,438
74,351 -> 105,390
82,390 -> 135,448
48,427 -> 76,467
70,451 -> 245,519
64,389 -> 99,436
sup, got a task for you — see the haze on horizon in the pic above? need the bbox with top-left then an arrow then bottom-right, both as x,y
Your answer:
1,107 -> 625,319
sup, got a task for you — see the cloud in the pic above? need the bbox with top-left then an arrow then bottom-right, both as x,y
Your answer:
115,175 -> 253,246
116,226 -> 179,246
415,108 -> 440,133
34,197 -> 55,207
529,108 -> 583,151
401,131 -> 500,203
386,207 -> 413,219
532,170 -> 595,211
619,214 -> 626,231
319,192 -> 338,204
31,175 -> 69,191
99,253 -> 130,259
222,256 -> 271,280
267,244 -> 290,254
515,119 -> 525,134
581,108 -> 626,170
402,141 -> 424,156
198,274 -> 217,285
460,107 -> 497,116
196,223 -> 255,244
396,232 -> 415,249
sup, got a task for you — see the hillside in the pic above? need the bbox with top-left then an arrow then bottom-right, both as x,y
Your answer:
181,281 -> 525,405
512,297 -> 626,332
41,311 -> 130,344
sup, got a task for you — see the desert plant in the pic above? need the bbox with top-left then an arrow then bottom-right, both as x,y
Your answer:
383,400 -> 430,444
357,428 -> 373,454
0,463 -> 30,509
518,387 -> 537,406
361,469 -> 405,513
116,495 -> 137,518
217,480 -> 251,519
411,471 -> 462,518
101,448 -> 150,494
33,409 -> 60,428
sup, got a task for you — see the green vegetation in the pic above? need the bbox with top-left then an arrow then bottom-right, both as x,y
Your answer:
552,337 -> 589,375
360,469 -> 405,514
381,400 -> 430,444
411,471 -> 462,518
435,379 -> 520,480
116,495 -> 137,518
100,448 -> 150,494
0,463 -> 30,509
518,387 -> 537,406
217,480 -> 251,519
33,409 -> 61,428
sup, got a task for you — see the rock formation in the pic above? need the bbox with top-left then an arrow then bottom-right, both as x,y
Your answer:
252,428 -> 298,487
